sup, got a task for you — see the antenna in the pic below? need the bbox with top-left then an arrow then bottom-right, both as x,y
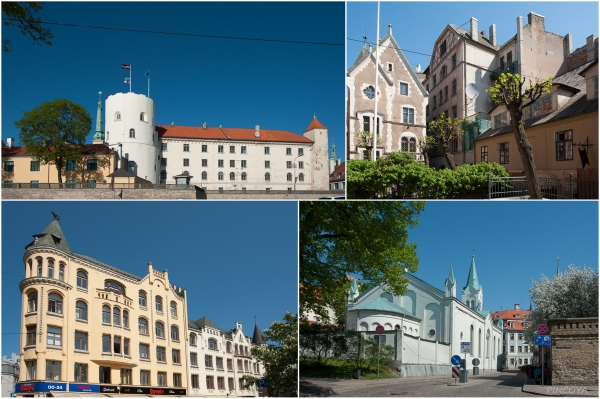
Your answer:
465,83 -> 480,100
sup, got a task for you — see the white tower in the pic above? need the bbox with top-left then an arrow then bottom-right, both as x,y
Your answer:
105,92 -> 159,183
462,255 -> 484,310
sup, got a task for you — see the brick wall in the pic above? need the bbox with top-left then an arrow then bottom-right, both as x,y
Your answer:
1,188 -> 344,200
548,317 -> 598,386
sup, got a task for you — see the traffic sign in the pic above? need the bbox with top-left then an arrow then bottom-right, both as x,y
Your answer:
535,335 -> 551,346
460,342 -> 471,353
257,378 -> 268,388
472,358 -> 480,366
375,325 -> 384,334
452,366 -> 460,378
451,355 -> 461,366
537,324 -> 549,334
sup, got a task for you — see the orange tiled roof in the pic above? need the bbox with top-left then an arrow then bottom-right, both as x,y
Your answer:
330,162 -> 346,182
157,125 -> 313,144
304,117 -> 327,132
2,144 -> 114,157
491,309 -> 533,331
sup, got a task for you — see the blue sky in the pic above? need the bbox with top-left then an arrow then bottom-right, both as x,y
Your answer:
404,201 -> 598,314
347,2 -> 599,73
1,201 -> 299,357
2,2 -> 345,159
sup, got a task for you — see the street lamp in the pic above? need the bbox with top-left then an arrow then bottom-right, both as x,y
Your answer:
293,154 -> 303,199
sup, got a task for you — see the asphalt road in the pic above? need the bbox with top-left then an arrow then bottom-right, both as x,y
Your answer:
301,369 -> 537,397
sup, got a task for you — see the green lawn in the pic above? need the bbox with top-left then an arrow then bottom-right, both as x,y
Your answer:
300,358 -> 398,380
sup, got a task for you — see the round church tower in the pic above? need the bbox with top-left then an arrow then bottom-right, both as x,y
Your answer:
105,92 -> 159,183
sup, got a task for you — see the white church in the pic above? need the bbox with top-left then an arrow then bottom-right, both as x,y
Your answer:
94,91 -> 333,190
345,256 -> 503,376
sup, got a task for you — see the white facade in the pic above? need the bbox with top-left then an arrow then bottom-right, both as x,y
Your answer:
105,92 -> 160,183
2,353 -> 20,398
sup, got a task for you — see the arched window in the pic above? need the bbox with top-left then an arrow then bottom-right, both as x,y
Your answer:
241,172 -> 247,181
218,172 -> 224,180
37,258 -> 43,276
190,333 -> 197,346
48,259 -> 54,278
104,280 -> 123,294
245,346 -> 249,356
409,137 -> 416,152
470,325 -> 474,354
265,172 -> 270,181
116,112 -> 121,120
395,324 -> 401,330
102,305 -> 110,323
139,318 -> 149,335
140,112 -> 145,121
123,310 -> 129,328
202,171 -> 207,180
75,301 -> 87,321
171,326 -> 179,341
160,170 -> 167,180
287,173 -> 292,181
170,302 -> 177,317
129,128 -> 135,138
48,293 -> 62,314
155,296 -> 163,312
139,291 -> 147,307
299,173 -> 304,182
401,137 -> 408,151
208,339 -> 217,350
156,321 -> 165,338
226,342 -> 232,353
58,263 -> 65,281
77,271 -> 87,289
113,307 -> 121,326
235,344 -> 239,354
230,172 -> 235,180
27,292 -> 38,312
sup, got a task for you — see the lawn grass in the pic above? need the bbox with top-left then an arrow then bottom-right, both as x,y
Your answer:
300,358 -> 398,380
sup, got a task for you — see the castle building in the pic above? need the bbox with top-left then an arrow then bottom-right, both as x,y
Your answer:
187,317 -> 266,397
345,256 -> 503,376
14,215 -> 189,396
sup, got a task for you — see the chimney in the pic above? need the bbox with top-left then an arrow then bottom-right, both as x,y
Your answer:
171,121 -> 174,127
416,63 -> 421,73
388,24 -> 392,36
254,124 -> 260,138
480,30 -> 486,39
7,137 -> 14,148
489,24 -> 497,46
515,303 -> 520,310
470,17 -> 478,41
203,122 -> 207,130
528,12 -> 545,31
565,33 -> 573,57
586,34 -> 597,62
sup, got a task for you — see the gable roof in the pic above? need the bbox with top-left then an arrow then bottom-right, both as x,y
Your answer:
448,24 -> 499,52
157,125 -> 313,144
304,116 -> 327,132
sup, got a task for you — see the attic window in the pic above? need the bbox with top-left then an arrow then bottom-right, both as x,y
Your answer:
51,234 -> 61,246
440,41 -> 447,56
388,63 -> 393,71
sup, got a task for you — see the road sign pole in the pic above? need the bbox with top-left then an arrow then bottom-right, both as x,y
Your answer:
377,337 -> 381,380
541,346 -> 544,387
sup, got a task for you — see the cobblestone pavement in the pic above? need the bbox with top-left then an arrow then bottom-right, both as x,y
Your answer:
301,370 -> 537,397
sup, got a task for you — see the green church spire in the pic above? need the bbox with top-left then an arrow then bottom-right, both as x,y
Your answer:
330,140 -> 337,160
463,254 -> 481,291
93,91 -> 104,141
447,264 -> 456,285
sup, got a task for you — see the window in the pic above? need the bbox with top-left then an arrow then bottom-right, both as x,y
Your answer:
205,355 -> 213,367
129,128 -> 136,138
191,352 -> 198,366
218,160 -> 224,168
433,75 -> 437,87
139,318 -> 148,335
494,111 -> 509,128
113,308 -> 121,326
388,62 -> 393,71
399,82 -> 408,95
139,343 -> 149,359
237,359 -> 243,371
74,363 -> 87,382
230,160 -> 235,167
64,159 -> 77,171
445,86 -> 448,101
202,171 -> 207,180
264,147 -> 270,155
452,106 -> 458,120
265,172 -> 270,181
156,322 -> 165,338
192,374 -> 199,388
218,172 -> 224,180
299,173 -> 304,182
439,91 -> 443,104
58,264 -> 64,281
264,160 -> 270,168
4,160 -> 14,172
287,173 -> 292,181
26,360 -> 36,380
518,334 -> 523,340
102,305 -> 111,323
241,146 -> 247,154
157,346 -> 166,362
594,76 -> 598,98
139,291 -> 147,307
287,161 -> 292,168
183,144 -> 189,152
158,372 -> 167,387
202,144 -> 208,152
102,334 -> 110,353
402,108 -> 414,124
48,293 -> 62,314
28,292 -> 37,313
202,159 -> 208,167
206,376 -> 215,389
297,161 -> 303,170
440,40 -> 446,56
161,158 -> 167,166
155,296 -> 163,312
556,130 -> 573,161
121,368 -> 132,385
161,143 -> 168,151
208,338 -> 217,350
170,302 -> 177,317
47,260 -> 54,278
226,342 -> 232,353
99,366 -> 111,383
160,170 -> 167,180
183,159 -> 189,166
227,358 -> 233,371
218,145 -> 224,153
26,325 -> 36,346
499,142 -> 509,164
114,336 -> 121,354
104,280 -> 123,294
46,360 -> 61,381
124,338 -> 130,356
433,96 -> 437,109
510,345 -> 515,352
173,349 -> 181,364
75,301 -> 87,321
174,373 -> 182,387
171,326 -> 179,341
284,147 -> 292,156
218,376 -> 225,389
507,51 -> 513,65
298,148 -> 304,156
481,146 -> 488,162
452,54 -> 457,69
216,357 -> 223,369
441,65 -> 447,78
30,160 -> 40,171
363,85 -> 375,99
229,378 -> 235,391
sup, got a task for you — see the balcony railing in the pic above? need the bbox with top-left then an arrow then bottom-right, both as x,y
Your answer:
490,60 -> 519,81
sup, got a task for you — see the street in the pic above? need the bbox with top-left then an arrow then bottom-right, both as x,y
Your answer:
301,370 -> 537,397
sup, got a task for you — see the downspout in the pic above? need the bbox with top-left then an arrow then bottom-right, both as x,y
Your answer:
462,39 -> 468,165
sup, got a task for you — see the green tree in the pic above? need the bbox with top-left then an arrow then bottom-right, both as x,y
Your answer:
342,331 -> 396,374
417,135 -> 437,167
488,73 -> 552,199
2,2 -> 53,52
354,130 -> 381,160
252,312 -> 298,397
426,112 -> 464,171
525,265 -> 598,345
300,201 -> 424,321
15,98 -> 92,185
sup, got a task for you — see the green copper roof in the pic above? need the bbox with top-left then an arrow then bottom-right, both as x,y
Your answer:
349,279 -> 359,295
447,265 -> 456,285
93,93 -> 104,141
463,255 -> 481,291
26,219 -> 71,253
352,297 -> 419,319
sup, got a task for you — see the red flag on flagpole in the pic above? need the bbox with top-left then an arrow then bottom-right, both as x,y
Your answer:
122,64 -> 131,70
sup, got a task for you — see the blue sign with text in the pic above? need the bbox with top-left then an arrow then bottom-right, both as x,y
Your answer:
534,335 -> 551,346
69,383 -> 101,393
15,382 -> 67,394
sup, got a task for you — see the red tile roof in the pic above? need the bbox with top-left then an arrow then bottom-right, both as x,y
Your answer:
2,144 -> 114,157
491,309 -> 533,331
329,162 -> 345,182
304,116 -> 327,132
157,125 -> 313,144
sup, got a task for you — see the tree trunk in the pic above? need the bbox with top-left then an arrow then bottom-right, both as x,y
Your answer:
55,158 -> 63,185
509,111 -> 542,199
440,138 -> 457,171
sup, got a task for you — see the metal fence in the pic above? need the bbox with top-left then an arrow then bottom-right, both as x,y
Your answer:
488,173 -> 599,199
2,182 -> 196,190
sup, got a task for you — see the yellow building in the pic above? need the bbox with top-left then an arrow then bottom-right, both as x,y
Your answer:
16,216 -> 189,396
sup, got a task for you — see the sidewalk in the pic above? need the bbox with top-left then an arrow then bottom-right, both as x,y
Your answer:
522,384 -> 599,397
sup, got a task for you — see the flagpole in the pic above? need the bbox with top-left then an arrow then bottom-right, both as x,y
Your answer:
148,71 -> 150,97
130,65 -> 132,93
